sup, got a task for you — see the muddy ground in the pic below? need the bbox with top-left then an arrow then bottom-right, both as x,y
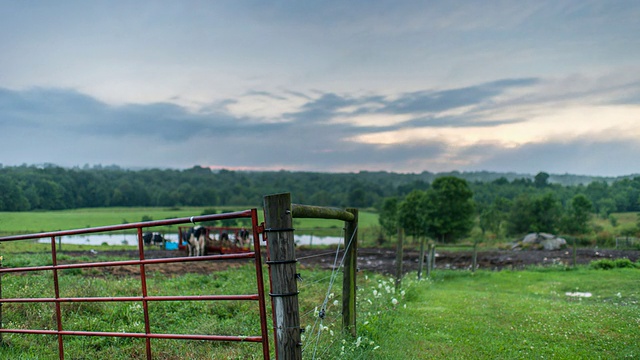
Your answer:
60,247 -> 640,277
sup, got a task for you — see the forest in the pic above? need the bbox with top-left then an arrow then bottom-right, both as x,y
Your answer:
1,164 -> 640,222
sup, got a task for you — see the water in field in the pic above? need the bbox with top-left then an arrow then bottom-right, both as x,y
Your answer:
38,233 -> 342,247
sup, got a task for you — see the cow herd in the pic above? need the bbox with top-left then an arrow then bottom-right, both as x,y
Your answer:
143,226 -> 251,257
181,226 -> 252,257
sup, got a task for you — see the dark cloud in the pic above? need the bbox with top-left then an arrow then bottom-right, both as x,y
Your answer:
284,92 -> 361,123
462,138 -> 640,177
3,81 -> 640,176
278,77 -> 538,131
0,87 -> 256,141
380,78 -> 539,114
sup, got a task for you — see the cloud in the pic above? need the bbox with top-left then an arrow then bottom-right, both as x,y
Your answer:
380,78 -> 539,115
463,137 -> 640,177
3,72 -> 640,176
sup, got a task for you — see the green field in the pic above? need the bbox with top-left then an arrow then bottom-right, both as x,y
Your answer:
0,207 -> 381,239
0,261 -> 638,359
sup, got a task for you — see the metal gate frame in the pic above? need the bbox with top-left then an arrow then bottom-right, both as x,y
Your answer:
0,210 -> 270,359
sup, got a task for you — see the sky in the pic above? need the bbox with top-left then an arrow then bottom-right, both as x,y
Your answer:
1,1 -> 640,177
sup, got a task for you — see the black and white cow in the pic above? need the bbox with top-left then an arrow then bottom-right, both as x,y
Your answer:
237,228 -> 250,246
143,232 -> 164,246
183,226 -> 207,256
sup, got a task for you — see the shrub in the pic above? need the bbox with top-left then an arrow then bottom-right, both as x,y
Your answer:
590,258 -> 639,270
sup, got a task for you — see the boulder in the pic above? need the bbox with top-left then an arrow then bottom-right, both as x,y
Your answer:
516,232 -> 567,250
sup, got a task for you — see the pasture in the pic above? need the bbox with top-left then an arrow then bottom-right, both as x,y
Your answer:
0,207 -> 380,239
0,248 -> 638,359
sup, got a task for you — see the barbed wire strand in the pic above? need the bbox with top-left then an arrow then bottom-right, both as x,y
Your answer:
309,225 -> 358,359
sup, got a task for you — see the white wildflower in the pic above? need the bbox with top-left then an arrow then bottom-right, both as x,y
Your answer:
333,300 -> 339,306
391,298 -> 398,306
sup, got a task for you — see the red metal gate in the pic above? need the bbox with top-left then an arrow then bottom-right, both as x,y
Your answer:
0,210 -> 270,359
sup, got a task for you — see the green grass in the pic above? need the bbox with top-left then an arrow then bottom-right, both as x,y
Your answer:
365,268 -> 639,359
1,259 -> 638,359
0,207 -> 381,238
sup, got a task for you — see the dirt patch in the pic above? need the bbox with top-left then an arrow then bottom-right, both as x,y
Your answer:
58,247 -> 640,276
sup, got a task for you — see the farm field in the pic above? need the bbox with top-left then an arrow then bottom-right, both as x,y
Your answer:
0,207 -> 380,238
0,241 -> 638,359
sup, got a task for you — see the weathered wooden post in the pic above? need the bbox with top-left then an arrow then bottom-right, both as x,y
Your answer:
395,228 -> 404,289
430,243 -> 436,270
417,237 -> 425,279
472,240 -> 478,272
263,193 -> 302,360
426,243 -> 432,278
573,238 -> 577,268
343,208 -> 358,337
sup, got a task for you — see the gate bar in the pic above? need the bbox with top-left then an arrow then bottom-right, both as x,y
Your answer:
291,204 -> 355,222
0,211 -> 254,242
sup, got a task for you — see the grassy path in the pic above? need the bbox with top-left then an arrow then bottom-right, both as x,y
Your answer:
367,268 -> 639,359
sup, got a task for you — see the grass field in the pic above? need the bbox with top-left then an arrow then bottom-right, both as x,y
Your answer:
0,207 -> 381,239
0,256 -> 638,359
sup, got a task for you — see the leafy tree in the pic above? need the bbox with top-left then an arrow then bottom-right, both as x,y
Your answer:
560,194 -> 592,235
378,197 -> 399,238
398,190 -> 429,241
530,193 -> 562,233
507,192 -> 562,235
424,177 -> 475,243
479,197 -> 509,238
534,172 -> 550,188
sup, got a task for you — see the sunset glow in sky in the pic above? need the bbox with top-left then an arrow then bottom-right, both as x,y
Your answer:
1,1 -> 640,176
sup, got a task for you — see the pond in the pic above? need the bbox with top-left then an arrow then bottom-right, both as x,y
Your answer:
38,233 -> 343,247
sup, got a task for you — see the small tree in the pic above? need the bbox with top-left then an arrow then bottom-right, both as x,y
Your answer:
561,194 -> 592,236
378,197 -> 399,240
424,177 -> 475,243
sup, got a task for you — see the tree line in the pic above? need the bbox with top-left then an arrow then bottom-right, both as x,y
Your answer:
1,165 -> 640,238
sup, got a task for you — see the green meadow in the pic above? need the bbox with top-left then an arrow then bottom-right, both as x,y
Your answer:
0,258 -> 638,359
0,207 -> 380,238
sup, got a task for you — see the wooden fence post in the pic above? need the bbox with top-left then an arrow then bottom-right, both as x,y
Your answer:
472,241 -> 478,273
426,243 -> 432,278
343,208 -> 358,337
263,193 -> 302,360
417,237 -> 425,279
395,228 -> 404,290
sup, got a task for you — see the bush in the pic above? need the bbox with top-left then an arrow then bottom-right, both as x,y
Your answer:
589,258 -> 639,270
595,231 -> 615,247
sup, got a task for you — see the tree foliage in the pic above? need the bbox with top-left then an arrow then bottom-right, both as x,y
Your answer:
424,177 -> 475,243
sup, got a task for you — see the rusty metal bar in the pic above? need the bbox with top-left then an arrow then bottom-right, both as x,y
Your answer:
251,208 -> 271,359
0,252 -> 256,274
0,211 -> 253,242
50,235 -> 65,359
0,329 -> 264,342
136,227 -> 153,360
1,294 -> 261,303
